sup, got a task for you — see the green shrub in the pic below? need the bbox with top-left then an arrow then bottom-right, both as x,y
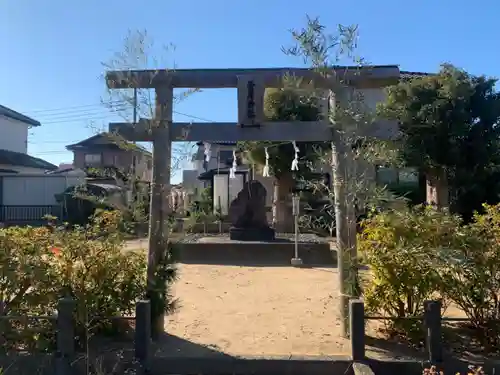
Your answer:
48,211 -> 147,338
0,226 -> 54,315
423,365 -> 485,375
358,206 -> 465,340
359,203 -> 500,349
0,225 -> 57,351
438,203 -> 500,349
0,210 -> 153,351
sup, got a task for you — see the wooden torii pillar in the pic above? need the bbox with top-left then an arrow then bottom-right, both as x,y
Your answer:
105,66 -> 400,336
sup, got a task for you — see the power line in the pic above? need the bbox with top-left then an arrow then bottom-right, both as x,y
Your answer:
25,103 -> 240,158
24,101 -> 216,125
33,107 -> 128,120
42,114 -> 118,125
26,101 -> 215,122
25,101 -> 125,115
31,151 -> 70,155
173,111 -> 213,123
38,111 -> 213,125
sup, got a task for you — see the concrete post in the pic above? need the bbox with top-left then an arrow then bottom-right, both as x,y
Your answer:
424,300 -> 443,363
349,299 -> 365,360
56,298 -> 75,375
135,300 -> 151,370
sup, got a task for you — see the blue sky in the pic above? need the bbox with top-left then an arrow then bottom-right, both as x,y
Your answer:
1,0 -> 499,183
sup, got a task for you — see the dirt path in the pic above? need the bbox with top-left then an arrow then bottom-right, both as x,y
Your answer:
125,239 -> 426,359
164,264 -> 350,357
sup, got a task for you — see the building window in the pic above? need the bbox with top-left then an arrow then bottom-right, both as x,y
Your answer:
398,168 -> 419,184
376,166 -> 398,185
376,166 -> 419,185
84,153 -> 101,165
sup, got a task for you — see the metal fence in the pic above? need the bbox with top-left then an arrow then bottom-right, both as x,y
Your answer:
0,205 -> 63,224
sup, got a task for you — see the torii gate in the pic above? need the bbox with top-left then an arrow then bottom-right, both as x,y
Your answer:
105,66 -> 400,335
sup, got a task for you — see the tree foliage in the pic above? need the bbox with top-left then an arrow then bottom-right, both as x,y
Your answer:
378,64 -> 500,216
239,87 -> 323,179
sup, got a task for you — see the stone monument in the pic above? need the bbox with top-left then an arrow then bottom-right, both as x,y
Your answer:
228,180 -> 275,241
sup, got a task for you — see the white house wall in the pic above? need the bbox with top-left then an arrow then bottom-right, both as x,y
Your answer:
1,174 -> 84,206
0,116 -> 29,154
358,87 -> 387,112
183,144 -> 236,197
182,169 -> 202,195
228,173 -> 244,204
213,175 -> 229,215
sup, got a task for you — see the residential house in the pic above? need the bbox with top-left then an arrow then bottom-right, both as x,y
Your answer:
182,141 -> 251,214
0,105 -> 78,225
183,141 -> 246,193
0,105 -> 57,173
66,132 -> 153,184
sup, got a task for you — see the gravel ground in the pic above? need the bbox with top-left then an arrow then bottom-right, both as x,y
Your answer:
124,236 -> 424,359
159,263 -> 352,357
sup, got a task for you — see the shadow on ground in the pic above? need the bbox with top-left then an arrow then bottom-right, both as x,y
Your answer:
365,331 -> 500,375
171,241 -> 337,267
88,331 -> 356,375
153,332 -> 234,358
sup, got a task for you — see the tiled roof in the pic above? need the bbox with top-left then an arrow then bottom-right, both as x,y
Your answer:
66,132 -> 152,155
400,71 -> 433,80
192,145 -> 239,162
198,166 -> 249,180
0,105 -> 40,127
0,149 -> 57,171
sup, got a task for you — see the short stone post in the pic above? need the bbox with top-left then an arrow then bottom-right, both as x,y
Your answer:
424,300 -> 443,363
349,299 -> 365,360
56,298 -> 75,375
135,300 -> 151,370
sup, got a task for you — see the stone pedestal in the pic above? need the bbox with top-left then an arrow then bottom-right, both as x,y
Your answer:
229,226 -> 275,241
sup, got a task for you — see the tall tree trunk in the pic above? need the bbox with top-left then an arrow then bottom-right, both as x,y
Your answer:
275,174 -> 295,233
426,167 -> 449,209
331,140 -> 359,338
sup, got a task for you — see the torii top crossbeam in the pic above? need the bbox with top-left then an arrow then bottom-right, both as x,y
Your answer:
106,65 -> 399,89
106,66 -> 400,143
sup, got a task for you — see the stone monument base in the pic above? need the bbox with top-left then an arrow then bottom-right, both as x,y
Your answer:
229,226 -> 276,241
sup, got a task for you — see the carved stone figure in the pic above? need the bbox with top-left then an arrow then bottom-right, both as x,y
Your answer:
228,180 -> 275,241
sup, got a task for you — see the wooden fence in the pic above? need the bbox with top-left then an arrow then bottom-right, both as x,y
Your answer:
0,298 -> 495,375
0,298 -> 150,375
349,299 -> 495,364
